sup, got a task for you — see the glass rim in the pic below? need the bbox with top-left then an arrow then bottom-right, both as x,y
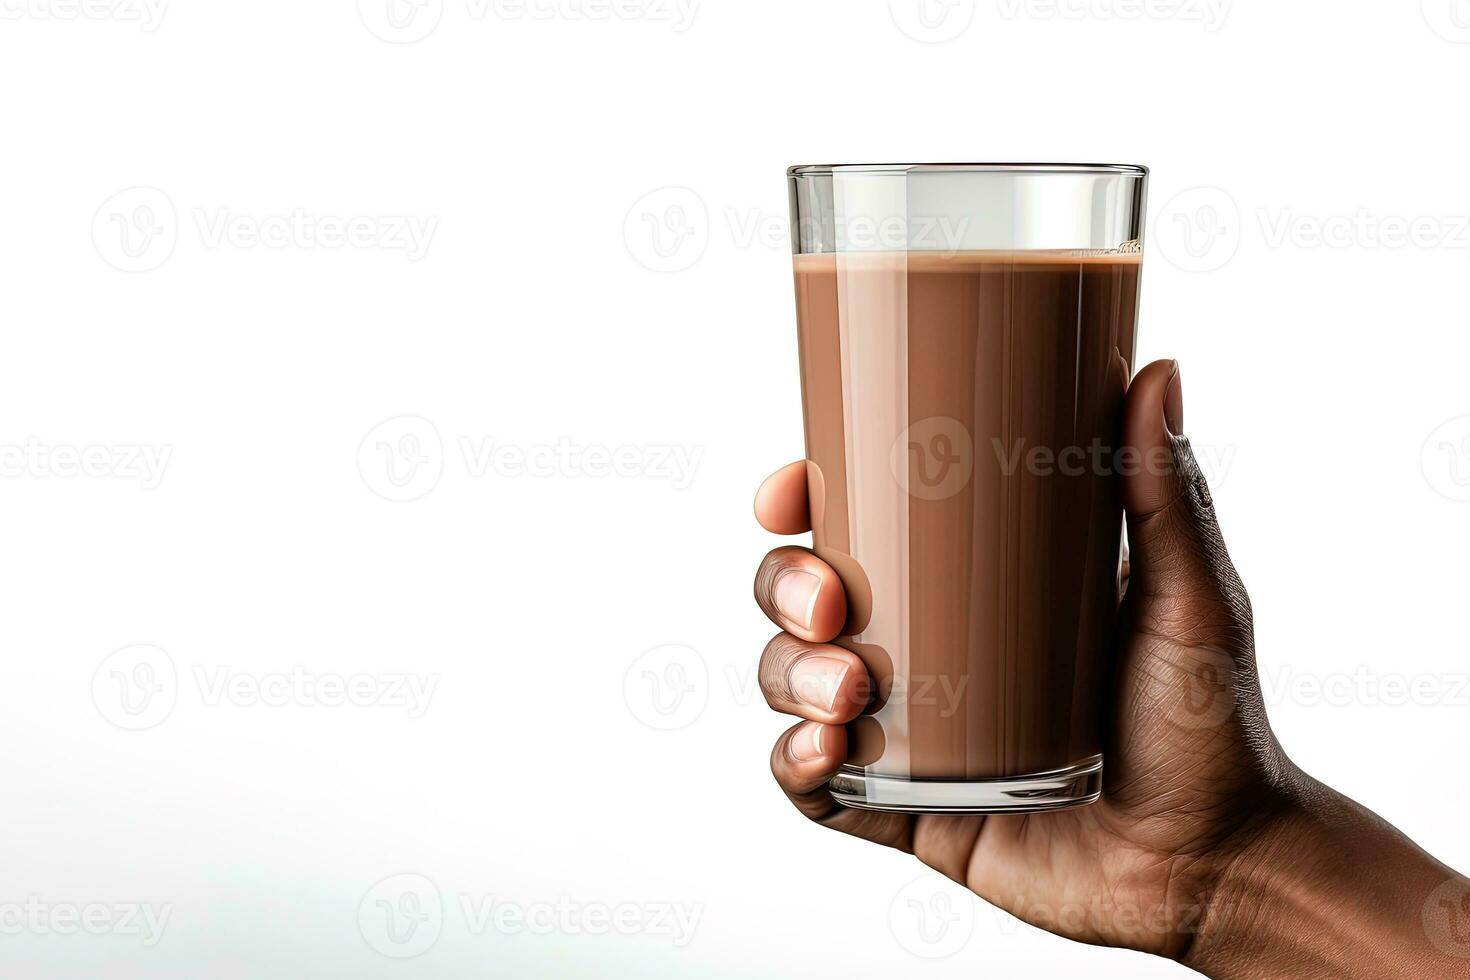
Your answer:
787,162 -> 1148,178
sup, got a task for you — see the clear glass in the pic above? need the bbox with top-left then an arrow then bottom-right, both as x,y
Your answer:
787,163 -> 1147,813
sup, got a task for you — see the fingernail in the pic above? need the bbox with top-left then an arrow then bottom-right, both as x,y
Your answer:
773,569 -> 821,631
790,723 -> 824,762
789,656 -> 850,712
1164,360 -> 1185,437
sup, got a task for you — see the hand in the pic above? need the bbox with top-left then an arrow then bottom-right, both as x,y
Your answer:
753,359 -> 1470,977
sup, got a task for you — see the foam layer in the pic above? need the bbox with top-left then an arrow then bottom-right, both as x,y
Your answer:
794,249 -> 1143,273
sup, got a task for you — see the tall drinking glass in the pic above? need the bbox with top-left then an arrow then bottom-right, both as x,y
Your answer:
787,163 -> 1147,813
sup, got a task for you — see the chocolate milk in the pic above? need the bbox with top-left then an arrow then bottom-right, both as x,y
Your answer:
793,250 -> 1140,781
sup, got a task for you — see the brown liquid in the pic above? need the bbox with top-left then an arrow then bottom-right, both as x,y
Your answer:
793,250 -> 1140,780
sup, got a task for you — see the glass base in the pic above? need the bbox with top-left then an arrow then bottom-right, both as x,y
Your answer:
829,754 -> 1103,815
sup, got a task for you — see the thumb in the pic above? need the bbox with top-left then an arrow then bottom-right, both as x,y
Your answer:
1121,359 -> 1253,651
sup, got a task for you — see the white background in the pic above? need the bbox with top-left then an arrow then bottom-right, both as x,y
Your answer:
2,1 -> 1469,977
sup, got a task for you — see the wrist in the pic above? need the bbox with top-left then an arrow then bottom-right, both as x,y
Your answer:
1183,772 -> 1470,978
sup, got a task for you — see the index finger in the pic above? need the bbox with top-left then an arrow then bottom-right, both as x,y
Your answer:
754,460 -> 810,534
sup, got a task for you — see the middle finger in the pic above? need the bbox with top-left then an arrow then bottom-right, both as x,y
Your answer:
754,545 -> 847,642
759,633 -> 869,725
